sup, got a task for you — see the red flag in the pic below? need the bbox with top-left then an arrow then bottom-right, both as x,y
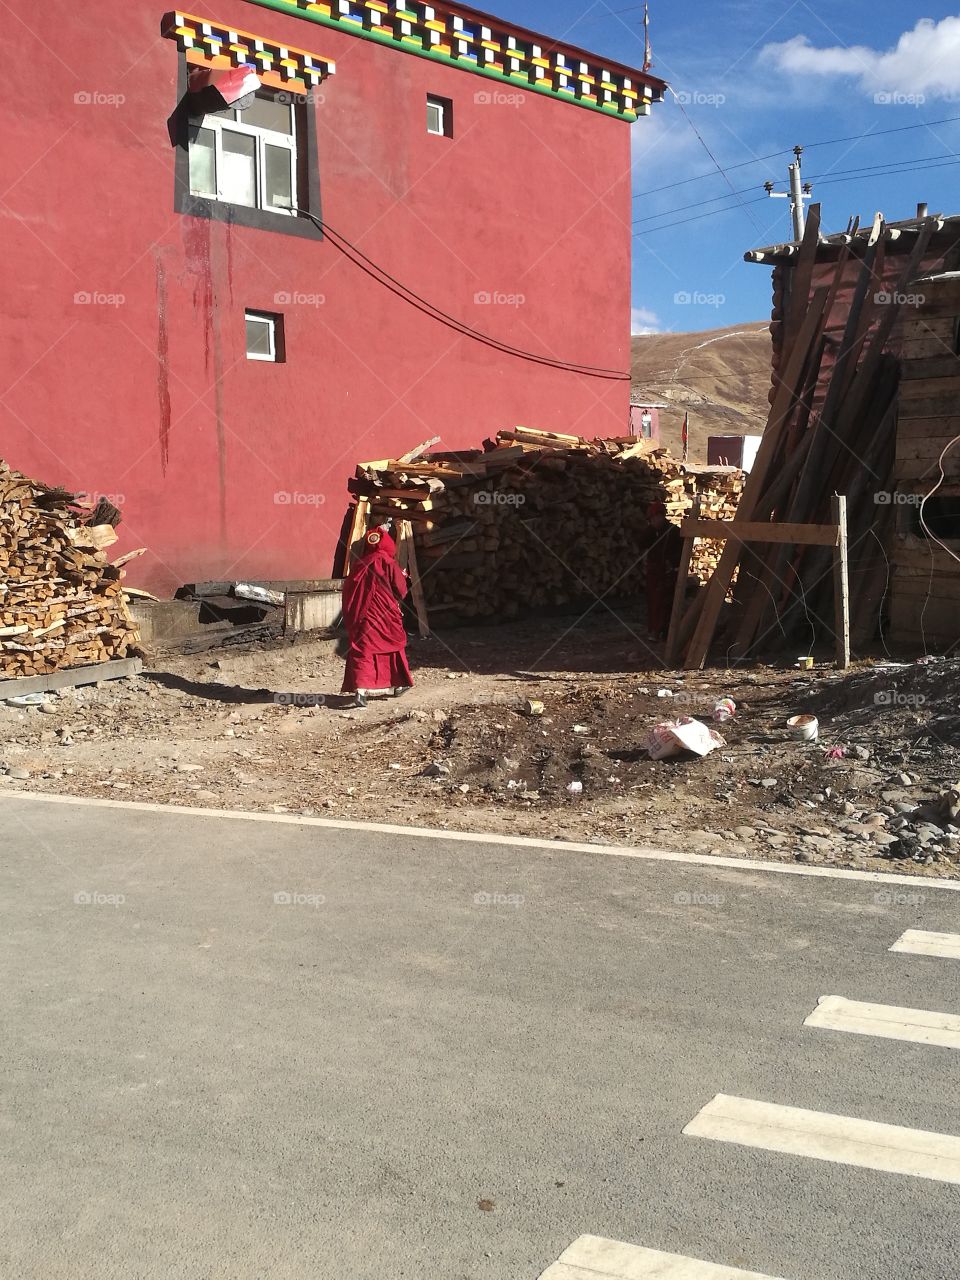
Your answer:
681,412 -> 689,462
643,1 -> 653,72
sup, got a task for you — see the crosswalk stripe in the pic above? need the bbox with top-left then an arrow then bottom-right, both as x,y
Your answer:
683,1094 -> 960,1185
804,994 -> 960,1049
890,929 -> 960,960
537,1236 -> 786,1279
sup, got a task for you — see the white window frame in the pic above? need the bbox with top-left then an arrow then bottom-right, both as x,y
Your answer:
189,99 -> 298,216
426,96 -> 446,137
245,310 -> 278,362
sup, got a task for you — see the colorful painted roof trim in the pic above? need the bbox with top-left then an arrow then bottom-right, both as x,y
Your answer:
243,0 -> 664,120
161,11 -> 336,94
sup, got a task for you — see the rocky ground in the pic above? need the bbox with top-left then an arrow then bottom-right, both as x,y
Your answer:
2,613 -> 959,878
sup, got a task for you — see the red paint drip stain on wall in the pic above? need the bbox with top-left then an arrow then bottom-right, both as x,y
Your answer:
156,257 -> 172,475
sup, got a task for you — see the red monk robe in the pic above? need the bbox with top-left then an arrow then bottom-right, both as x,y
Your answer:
341,527 -> 414,698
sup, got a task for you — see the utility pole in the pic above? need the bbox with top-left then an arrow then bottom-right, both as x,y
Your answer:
765,146 -> 814,241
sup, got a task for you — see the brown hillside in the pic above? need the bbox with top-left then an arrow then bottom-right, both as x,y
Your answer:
631,321 -> 772,461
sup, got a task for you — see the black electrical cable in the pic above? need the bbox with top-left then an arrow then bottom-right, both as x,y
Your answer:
633,151 -> 960,227
634,113 -> 960,199
294,209 -> 630,380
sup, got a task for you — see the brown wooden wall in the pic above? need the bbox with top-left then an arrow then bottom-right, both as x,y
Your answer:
890,276 -> 960,648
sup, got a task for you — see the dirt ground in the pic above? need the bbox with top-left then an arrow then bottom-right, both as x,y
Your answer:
3,612 -> 959,879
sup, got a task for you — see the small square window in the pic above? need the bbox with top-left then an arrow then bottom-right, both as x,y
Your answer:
427,94 -> 453,137
245,310 -> 283,362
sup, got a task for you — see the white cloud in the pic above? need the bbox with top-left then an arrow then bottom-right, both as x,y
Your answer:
760,17 -> 960,100
632,306 -> 661,335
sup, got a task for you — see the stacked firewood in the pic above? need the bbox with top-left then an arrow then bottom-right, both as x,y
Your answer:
345,429 -> 743,624
0,462 -> 141,678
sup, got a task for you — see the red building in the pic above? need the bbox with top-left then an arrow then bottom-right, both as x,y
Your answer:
0,2 -> 664,593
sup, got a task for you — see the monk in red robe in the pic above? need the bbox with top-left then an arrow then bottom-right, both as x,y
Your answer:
341,526 -> 413,708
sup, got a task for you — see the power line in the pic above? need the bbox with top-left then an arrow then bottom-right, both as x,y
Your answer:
669,92 -> 765,234
634,113 -> 960,200
632,152 -> 960,236
633,150 -> 960,226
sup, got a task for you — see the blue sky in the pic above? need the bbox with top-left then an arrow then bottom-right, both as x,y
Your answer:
506,1 -> 960,334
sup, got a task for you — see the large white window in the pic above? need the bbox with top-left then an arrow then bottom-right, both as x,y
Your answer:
188,92 -> 297,214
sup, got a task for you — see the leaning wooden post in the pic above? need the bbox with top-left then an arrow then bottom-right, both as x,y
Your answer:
664,495 -> 699,667
832,493 -> 851,669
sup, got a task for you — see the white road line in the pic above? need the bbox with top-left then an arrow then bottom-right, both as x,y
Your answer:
890,929 -> 960,959
2,791 -> 960,892
804,995 -> 960,1049
683,1094 -> 960,1185
538,1236 -> 786,1279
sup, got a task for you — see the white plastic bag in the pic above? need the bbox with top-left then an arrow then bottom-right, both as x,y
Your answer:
645,716 -> 726,761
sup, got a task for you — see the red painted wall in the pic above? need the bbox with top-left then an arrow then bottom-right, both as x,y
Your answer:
0,1 -> 634,594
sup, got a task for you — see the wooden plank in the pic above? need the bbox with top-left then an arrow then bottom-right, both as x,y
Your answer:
895,458 -> 957,483
0,656 -> 143,700
683,286 -> 831,668
898,415 -> 960,438
680,519 -> 840,548
398,435 -> 441,464
369,504 -> 434,524
833,495 -> 851,669
900,374 -> 960,401
345,498 -> 370,575
890,594 -> 959,640
896,436 -> 960,461
665,495 -> 699,666
397,520 -> 430,638
900,335 -> 960,360
348,478 -> 431,501
901,355 -> 960,380
898,316 -> 958,342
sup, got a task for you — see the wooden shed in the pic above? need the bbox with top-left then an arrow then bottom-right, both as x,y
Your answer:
890,271 -> 960,648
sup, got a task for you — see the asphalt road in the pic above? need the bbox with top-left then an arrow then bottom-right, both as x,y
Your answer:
1,794 -> 959,1280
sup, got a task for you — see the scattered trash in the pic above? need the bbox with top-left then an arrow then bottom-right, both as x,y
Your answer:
566,781 -> 583,795
422,761 -> 450,777
522,699 -> 545,717
826,745 -> 847,760
572,724 -> 590,734
713,697 -> 736,723
797,656 -> 815,671
787,714 -> 820,743
6,693 -> 46,708
645,718 -> 726,761
657,688 -> 674,699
